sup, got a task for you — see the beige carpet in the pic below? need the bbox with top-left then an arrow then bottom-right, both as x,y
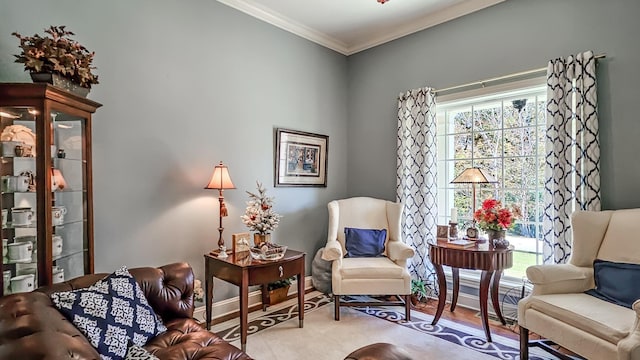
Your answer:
210,292 -> 544,359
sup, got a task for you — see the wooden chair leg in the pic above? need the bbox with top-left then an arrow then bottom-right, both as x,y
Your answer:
334,294 -> 340,321
404,294 -> 411,321
520,326 -> 529,360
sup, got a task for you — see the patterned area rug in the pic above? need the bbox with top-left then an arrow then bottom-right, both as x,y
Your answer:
213,292 -> 559,359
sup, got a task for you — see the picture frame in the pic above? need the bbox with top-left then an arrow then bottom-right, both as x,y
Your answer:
437,225 -> 450,239
232,232 -> 251,254
274,128 -> 328,187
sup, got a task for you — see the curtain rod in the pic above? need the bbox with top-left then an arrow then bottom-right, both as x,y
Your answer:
434,53 -> 606,94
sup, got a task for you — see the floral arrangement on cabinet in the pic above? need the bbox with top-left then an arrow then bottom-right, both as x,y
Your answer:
241,181 -> 282,235
473,198 -> 522,232
12,25 -> 99,88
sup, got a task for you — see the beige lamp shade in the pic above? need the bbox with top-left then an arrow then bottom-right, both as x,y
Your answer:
205,162 -> 236,190
450,167 -> 497,184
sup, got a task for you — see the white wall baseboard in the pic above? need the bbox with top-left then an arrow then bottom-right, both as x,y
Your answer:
193,276 -> 314,323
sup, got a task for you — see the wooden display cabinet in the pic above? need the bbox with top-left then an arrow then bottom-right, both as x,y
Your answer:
0,83 -> 101,295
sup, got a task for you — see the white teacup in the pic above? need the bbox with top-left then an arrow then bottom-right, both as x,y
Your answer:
2,175 -> 30,193
1,209 -> 7,227
53,235 -> 63,257
52,266 -> 65,284
3,270 -> 11,294
10,274 -> 34,293
52,206 -> 67,226
7,241 -> 32,262
1,141 -> 22,157
11,207 -> 33,226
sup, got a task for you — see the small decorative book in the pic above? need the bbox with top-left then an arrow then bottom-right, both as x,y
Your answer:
448,239 -> 476,249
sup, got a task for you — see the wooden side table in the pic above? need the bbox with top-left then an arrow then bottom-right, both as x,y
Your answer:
429,240 -> 513,342
204,249 -> 306,352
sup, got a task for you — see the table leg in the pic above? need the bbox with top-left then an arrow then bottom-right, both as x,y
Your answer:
261,284 -> 268,311
431,264 -> 447,325
240,269 -> 249,352
480,270 -> 494,342
205,258 -> 213,330
297,260 -> 305,328
491,270 -> 507,325
450,268 -> 459,312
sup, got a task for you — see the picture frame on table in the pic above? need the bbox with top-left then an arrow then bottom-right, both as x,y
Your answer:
437,225 -> 449,239
274,128 -> 328,187
232,232 -> 251,254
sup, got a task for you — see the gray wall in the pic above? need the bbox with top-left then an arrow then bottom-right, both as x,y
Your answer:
0,0 -> 348,300
347,0 -> 640,211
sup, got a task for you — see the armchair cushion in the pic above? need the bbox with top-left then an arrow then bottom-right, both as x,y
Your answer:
523,293 -> 634,344
585,259 -> 640,308
344,228 -> 386,257
340,257 -> 406,279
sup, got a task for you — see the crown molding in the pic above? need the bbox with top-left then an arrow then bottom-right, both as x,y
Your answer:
345,0 -> 507,55
218,0 -> 506,56
218,0 -> 350,54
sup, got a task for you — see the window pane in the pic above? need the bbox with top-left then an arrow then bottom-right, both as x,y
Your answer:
504,128 -> 538,156
473,102 -> 502,131
450,108 -> 472,134
474,130 -> 502,158
504,156 -> 539,188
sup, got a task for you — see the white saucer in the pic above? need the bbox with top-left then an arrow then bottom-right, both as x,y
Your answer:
8,257 -> 32,263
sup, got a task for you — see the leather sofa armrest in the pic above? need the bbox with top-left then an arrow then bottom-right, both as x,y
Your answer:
322,240 -> 343,261
526,264 -> 594,295
386,241 -> 414,261
129,262 -> 195,321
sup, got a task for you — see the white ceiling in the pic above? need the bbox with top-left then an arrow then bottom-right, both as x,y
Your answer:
217,0 -> 506,55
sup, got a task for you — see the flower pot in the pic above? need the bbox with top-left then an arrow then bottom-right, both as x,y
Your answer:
30,72 -> 90,97
487,229 -> 509,249
253,233 -> 271,246
268,285 -> 289,305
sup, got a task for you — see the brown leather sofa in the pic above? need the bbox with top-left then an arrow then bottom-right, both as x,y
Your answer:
0,262 -> 252,360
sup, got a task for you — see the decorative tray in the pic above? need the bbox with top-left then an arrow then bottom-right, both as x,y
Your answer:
249,243 -> 287,261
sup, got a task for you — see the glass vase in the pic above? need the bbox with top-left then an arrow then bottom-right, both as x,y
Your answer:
487,229 -> 509,249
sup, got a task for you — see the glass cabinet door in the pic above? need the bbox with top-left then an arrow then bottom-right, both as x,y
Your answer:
51,111 -> 89,281
1,106 -> 39,295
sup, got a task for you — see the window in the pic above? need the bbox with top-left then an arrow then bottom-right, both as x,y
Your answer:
436,78 -> 546,279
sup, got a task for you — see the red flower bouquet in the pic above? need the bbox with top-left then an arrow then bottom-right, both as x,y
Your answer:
473,198 -> 521,232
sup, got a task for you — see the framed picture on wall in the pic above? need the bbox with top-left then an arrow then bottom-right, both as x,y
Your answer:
274,128 -> 328,187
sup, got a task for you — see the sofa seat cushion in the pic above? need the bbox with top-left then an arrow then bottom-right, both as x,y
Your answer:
144,318 -> 251,360
526,293 -> 635,343
340,257 -> 404,279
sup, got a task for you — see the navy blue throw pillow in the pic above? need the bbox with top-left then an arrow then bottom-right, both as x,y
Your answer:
344,227 -> 387,258
585,259 -> 640,309
50,266 -> 167,360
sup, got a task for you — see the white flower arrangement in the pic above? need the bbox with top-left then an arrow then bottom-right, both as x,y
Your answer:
241,181 -> 282,235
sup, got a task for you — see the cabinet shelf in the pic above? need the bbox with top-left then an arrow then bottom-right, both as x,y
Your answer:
0,82 -> 101,295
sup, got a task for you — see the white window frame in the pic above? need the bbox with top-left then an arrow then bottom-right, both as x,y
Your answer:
435,76 -> 547,284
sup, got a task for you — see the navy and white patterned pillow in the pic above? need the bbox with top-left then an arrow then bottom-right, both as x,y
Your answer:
50,267 -> 167,360
125,345 -> 159,360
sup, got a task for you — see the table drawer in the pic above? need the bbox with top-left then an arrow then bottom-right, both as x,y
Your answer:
249,258 -> 302,285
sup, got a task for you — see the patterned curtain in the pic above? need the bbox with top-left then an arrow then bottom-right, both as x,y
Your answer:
543,50 -> 600,264
396,87 -> 438,296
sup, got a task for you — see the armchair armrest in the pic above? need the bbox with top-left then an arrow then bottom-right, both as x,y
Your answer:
526,264 -> 594,295
386,241 -> 414,261
616,300 -> 640,359
322,240 -> 343,261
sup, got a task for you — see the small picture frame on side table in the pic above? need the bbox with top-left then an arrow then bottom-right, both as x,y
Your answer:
436,225 -> 449,240
232,232 -> 251,254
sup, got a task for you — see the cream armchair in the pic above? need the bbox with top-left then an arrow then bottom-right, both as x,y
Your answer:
518,209 -> 640,360
321,197 -> 415,321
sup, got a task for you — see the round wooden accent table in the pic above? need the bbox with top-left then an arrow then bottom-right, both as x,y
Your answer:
429,240 -> 513,342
